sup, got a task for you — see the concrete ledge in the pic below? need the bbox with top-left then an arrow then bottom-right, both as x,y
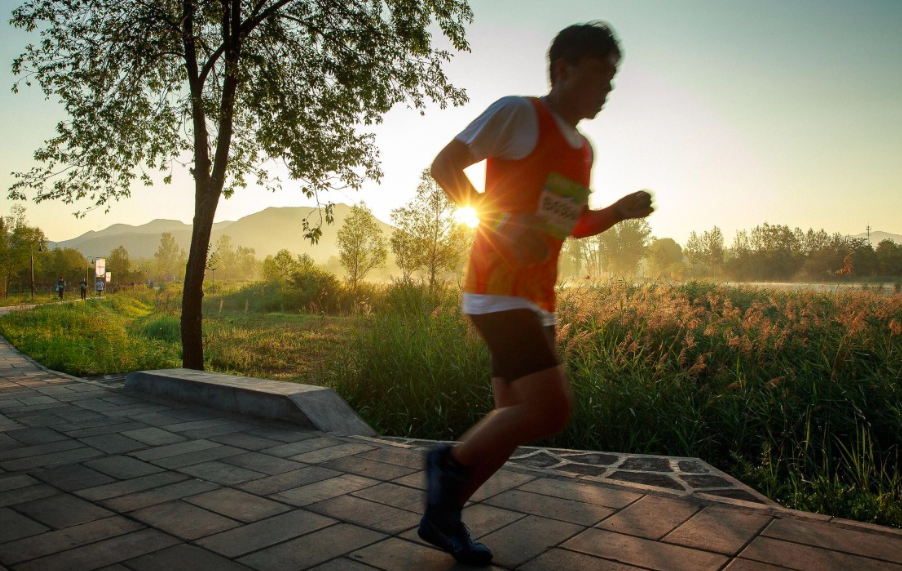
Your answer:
124,368 -> 376,436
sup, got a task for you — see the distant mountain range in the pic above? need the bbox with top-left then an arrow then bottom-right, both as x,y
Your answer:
851,231 -> 902,245
51,204 -> 394,265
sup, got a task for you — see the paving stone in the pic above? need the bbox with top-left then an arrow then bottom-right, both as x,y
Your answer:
51,408 -> 107,423
120,427 -> 186,446
308,558 -> 383,571
469,469 -> 536,503
554,462 -> 609,476
248,426 -> 320,443
564,528 -> 729,571
0,484 -> 59,508
185,487 -> 292,522
15,414 -> 68,428
0,434 -> 17,450
514,450 -> 561,468
701,488 -> 768,504
64,422 -> 148,438
4,427 -> 68,445
127,412 -> 186,427
53,417 -> 132,433
271,474 -> 380,507
237,466 -> 341,496
238,523 -> 385,571
150,444 -> 246,469
292,443 -> 377,464
265,436 -> 346,458
180,422 -> 259,440
391,470 -> 425,490
31,463 -> 117,491
352,482 -> 424,513
349,536 -> 506,571
356,447 -> 424,469
478,514 -> 584,568
160,418 -> 236,433
0,438 -> 82,461
319,456 -> 418,481
101,479 -> 219,512
0,445 -> 104,471
664,505 -> 772,555
129,439 -> 222,461
13,492 -> 117,529
0,516 -> 144,566
196,508 -> 337,558
681,474 -> 733,488
619,457 -> 673,472
13,528 -> 181,571
80,433 -> 148,454
307,494 -> 421,534
123,543 -> 252,571
741,536 -> 902,571
207,432 -> 283,451
0,473 -> 39,492
17,396 -> 58,406
76,471 -> 188,501
130,500 -> 242,540
486,489 -> 614,526
519,548 -> 647,571
761,517 -> 902,563
560,452 -> 621,465
607,471 -> 685,490
518,477 -> 641,509
596,494 -> 703,540
84,455 -> 165,479
178,460 -> 268,485
221,451 -> 306,475
677,460 -> 709,474
0,507 -> 48,543
723,560 -> 791,571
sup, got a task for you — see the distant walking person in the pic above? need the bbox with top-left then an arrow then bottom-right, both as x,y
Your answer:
56,277 -> 66,300
419,22 -> 654,565
95,278 -> 104,297
80,280 -> 87,301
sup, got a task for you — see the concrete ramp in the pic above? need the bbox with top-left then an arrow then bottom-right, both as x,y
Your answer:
125,368 -> 376,436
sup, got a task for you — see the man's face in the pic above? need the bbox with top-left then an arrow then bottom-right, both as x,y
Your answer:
555,52 -> 619,121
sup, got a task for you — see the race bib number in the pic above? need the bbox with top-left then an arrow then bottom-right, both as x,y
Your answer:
535,172 -> 590,240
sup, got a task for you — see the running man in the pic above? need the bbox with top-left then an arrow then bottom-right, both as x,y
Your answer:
419,22 -> 654,565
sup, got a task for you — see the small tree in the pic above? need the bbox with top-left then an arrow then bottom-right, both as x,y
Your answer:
598,219 -> 651,276
154,233 -> 185,282
337,204 -> 387,294
262,249 -> 301,282
107,246 -> 131,285
646,238 -> 683,278
390,170 -> 468,288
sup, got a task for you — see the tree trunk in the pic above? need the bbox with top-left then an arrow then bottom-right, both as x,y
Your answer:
181,189 -> 220,369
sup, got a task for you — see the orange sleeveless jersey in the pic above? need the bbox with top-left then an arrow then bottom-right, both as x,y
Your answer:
463,97 -> 592,312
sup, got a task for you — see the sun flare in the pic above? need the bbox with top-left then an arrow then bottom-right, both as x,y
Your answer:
455,206 -> 480,229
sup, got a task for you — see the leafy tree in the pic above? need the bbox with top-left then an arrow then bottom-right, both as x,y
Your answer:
235,245 -> 259,281
338,204 -> 387,293
598,219 -> 651,276
107,246 -> 131,284
876,239 -> 902,277
262,249 -> 312,282
702,226 -> 725,277
646,238 -> 683,278
10,0 -> 472,368
0,206 -> 45,296
154,233 -> 185,282
214,235 -> 237,281
43,248 -> 88,291
390,170 -> 468,288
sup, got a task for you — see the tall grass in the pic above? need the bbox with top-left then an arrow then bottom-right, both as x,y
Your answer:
331,280 -> 902,526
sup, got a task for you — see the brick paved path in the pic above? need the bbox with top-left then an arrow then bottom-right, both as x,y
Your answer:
2,325 -> 902,570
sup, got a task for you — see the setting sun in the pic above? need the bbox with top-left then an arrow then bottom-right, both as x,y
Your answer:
455,206 -> 480,229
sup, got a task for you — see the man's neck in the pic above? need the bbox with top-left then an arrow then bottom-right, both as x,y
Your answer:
543,91 -> 580,128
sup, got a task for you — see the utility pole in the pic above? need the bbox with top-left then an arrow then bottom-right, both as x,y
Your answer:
867,224 -> 871,245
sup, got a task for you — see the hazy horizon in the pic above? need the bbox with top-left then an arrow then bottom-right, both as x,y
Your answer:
2,0 -> 900,244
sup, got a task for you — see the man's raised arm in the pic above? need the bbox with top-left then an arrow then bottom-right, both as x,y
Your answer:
431,140 -> 481,208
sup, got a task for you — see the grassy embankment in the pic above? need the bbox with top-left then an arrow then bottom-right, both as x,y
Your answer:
0,280 -> 900,527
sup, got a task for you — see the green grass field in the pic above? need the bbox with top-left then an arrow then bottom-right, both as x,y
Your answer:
1,281 -> 900,527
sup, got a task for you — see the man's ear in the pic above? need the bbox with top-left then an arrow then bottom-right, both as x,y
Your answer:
551,58 -> 570,86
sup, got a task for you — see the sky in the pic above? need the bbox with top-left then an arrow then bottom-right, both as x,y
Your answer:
1,0 -> 900,245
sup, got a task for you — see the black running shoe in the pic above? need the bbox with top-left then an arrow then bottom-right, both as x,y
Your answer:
420,445 -> 493,565
418,509 -> 493,566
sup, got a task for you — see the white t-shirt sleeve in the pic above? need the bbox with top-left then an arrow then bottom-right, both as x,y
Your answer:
454,96 -> 538,162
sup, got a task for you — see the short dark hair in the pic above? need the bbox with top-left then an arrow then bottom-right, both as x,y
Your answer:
548,21 -> 621,85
